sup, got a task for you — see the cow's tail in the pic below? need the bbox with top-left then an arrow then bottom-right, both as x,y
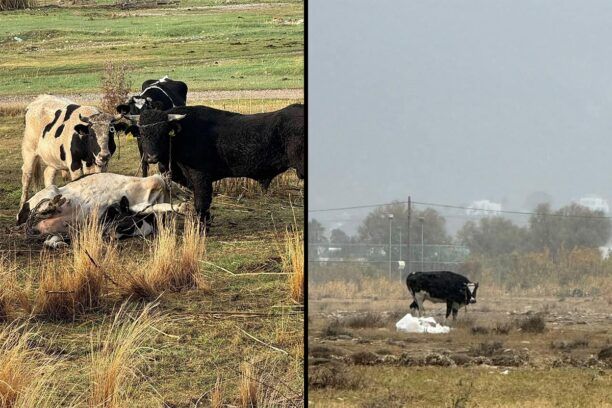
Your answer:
31,160 -> 44,191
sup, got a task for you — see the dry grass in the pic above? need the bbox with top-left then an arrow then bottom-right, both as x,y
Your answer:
0,257 -> 30,321
281,223 -> 303,304
88,302 -> 162,408
0,323 -> 57,408
214,170 -> 303,199
310,277 -> 406,301
122,216 -> 206,299
518,315 -> 547,333
99,61 -> 131,114
0,0 -> 35,10
239,362 -> 258,408
211,376 -> 223,408
34,212 -> 113,320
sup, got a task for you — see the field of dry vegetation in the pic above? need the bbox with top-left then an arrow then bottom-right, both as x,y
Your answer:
0,59 -> 304,408
308,270 -> 612,407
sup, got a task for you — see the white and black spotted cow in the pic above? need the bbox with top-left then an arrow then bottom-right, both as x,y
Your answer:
115,76 -> 188,177
16,173 -> 190,247
406,271 -> 479,321
19,95 -> 117,213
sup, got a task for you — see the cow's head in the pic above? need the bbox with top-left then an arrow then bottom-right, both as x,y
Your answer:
74,113 -> 117,169
465,282 -> 479,304
116,97 -> 165,115
123,109 -> 185,164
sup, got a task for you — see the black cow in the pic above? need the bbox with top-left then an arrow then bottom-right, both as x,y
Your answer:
115,76 -> 188,177
123,103 -> 304,224
406,271 -> 479,321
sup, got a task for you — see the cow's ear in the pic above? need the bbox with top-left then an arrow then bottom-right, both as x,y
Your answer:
74,124 -> 89,136
116,104 -> 130,115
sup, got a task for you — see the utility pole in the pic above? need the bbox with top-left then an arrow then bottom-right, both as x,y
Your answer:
406,196 -> 411,276
388,214 -> 394,280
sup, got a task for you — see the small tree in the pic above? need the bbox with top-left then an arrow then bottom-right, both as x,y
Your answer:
100,62 -> 131,114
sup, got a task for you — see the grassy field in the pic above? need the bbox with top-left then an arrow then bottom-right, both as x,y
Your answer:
0,0 -> 303,95
0,0 -> 304,406
308,277 -> 612,407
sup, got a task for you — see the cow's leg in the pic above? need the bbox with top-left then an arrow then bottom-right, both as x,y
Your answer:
43,166 -> 57,187
192,175 -> 213,226
69,166 -> 84,181
409,300 -> 419,316
414,291 -> 425,317
445,300 -> 453,320
19,154 -> 39,210
452,306 -> 459,321
137,138 -> 148,177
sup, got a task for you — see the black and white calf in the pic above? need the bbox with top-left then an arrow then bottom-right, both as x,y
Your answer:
406,271 -> 479,321
115,76 -> 188,177
19,95 -> 116,212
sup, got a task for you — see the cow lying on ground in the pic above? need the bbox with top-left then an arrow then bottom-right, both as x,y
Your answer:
20,95 -> 117,212
406,271 -> 479,321
16,173 -> 190,247
115,76 -> 188,177
122,103 -> 304,224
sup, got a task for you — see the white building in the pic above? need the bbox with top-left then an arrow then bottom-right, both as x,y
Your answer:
577,196 -> 609,213
466,199 -> 502,216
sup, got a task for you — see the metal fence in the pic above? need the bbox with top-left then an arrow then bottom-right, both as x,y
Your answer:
307,242 -> 469,281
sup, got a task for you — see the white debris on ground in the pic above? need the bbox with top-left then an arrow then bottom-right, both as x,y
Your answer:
395,314 -> 451,334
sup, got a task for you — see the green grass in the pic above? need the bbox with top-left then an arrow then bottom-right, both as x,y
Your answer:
0,1 -> 303,95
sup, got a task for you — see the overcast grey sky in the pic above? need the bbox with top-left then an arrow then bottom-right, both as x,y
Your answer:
309,0 -> 612,233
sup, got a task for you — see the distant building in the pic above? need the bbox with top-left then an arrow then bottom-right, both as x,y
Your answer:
577,196 -> 609,213
466,200 -> 502,216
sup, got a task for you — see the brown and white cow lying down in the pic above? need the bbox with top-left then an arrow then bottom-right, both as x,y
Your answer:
20,95 -> 118,210
16,173 -> 190,248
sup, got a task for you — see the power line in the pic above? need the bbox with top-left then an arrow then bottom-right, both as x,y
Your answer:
309,199 -> 612,219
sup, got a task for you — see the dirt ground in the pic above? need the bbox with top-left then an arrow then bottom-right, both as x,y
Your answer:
308,291 -> 612,407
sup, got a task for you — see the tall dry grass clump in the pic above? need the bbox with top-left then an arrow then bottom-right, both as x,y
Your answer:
35,211 -> 114,320
88,302 -> 162,407
214,170 -> 303,198
0,0 -> 35,11
0,257 -> 30,321
122,216 -> 206,299
100,61 -> 131,114
0,323 -> 57,408
239,362 -> 258,408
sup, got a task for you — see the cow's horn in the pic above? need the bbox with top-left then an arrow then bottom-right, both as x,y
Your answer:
125,114 -> 140,122
168,114 -> 186,122
78,113 -> 91,124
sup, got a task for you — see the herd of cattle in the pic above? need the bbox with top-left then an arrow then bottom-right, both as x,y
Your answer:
15,76 -> 304,245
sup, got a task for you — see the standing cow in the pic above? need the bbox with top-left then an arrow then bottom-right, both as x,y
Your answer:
123,103 -> 304,225
19,95 -> 116,212
115,76 -> 188,177
406,271 -> 479,321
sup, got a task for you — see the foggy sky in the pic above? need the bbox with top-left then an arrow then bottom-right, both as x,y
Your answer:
309,0 -> 612,234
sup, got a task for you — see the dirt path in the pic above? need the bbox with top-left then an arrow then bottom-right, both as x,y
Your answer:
0,89 -> 304,106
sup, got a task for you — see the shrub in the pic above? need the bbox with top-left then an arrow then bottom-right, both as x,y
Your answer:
551,339 -> 589,350
470,325 -> 490,335
100,61 -> 131,114
469,341 -> 504,357
308,362 -> 359,389
343,312 -> 385,329
518,315 -> 546,333
493,321 -> 512,335
350,351 -> 378,365
321,319 -> 349,338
